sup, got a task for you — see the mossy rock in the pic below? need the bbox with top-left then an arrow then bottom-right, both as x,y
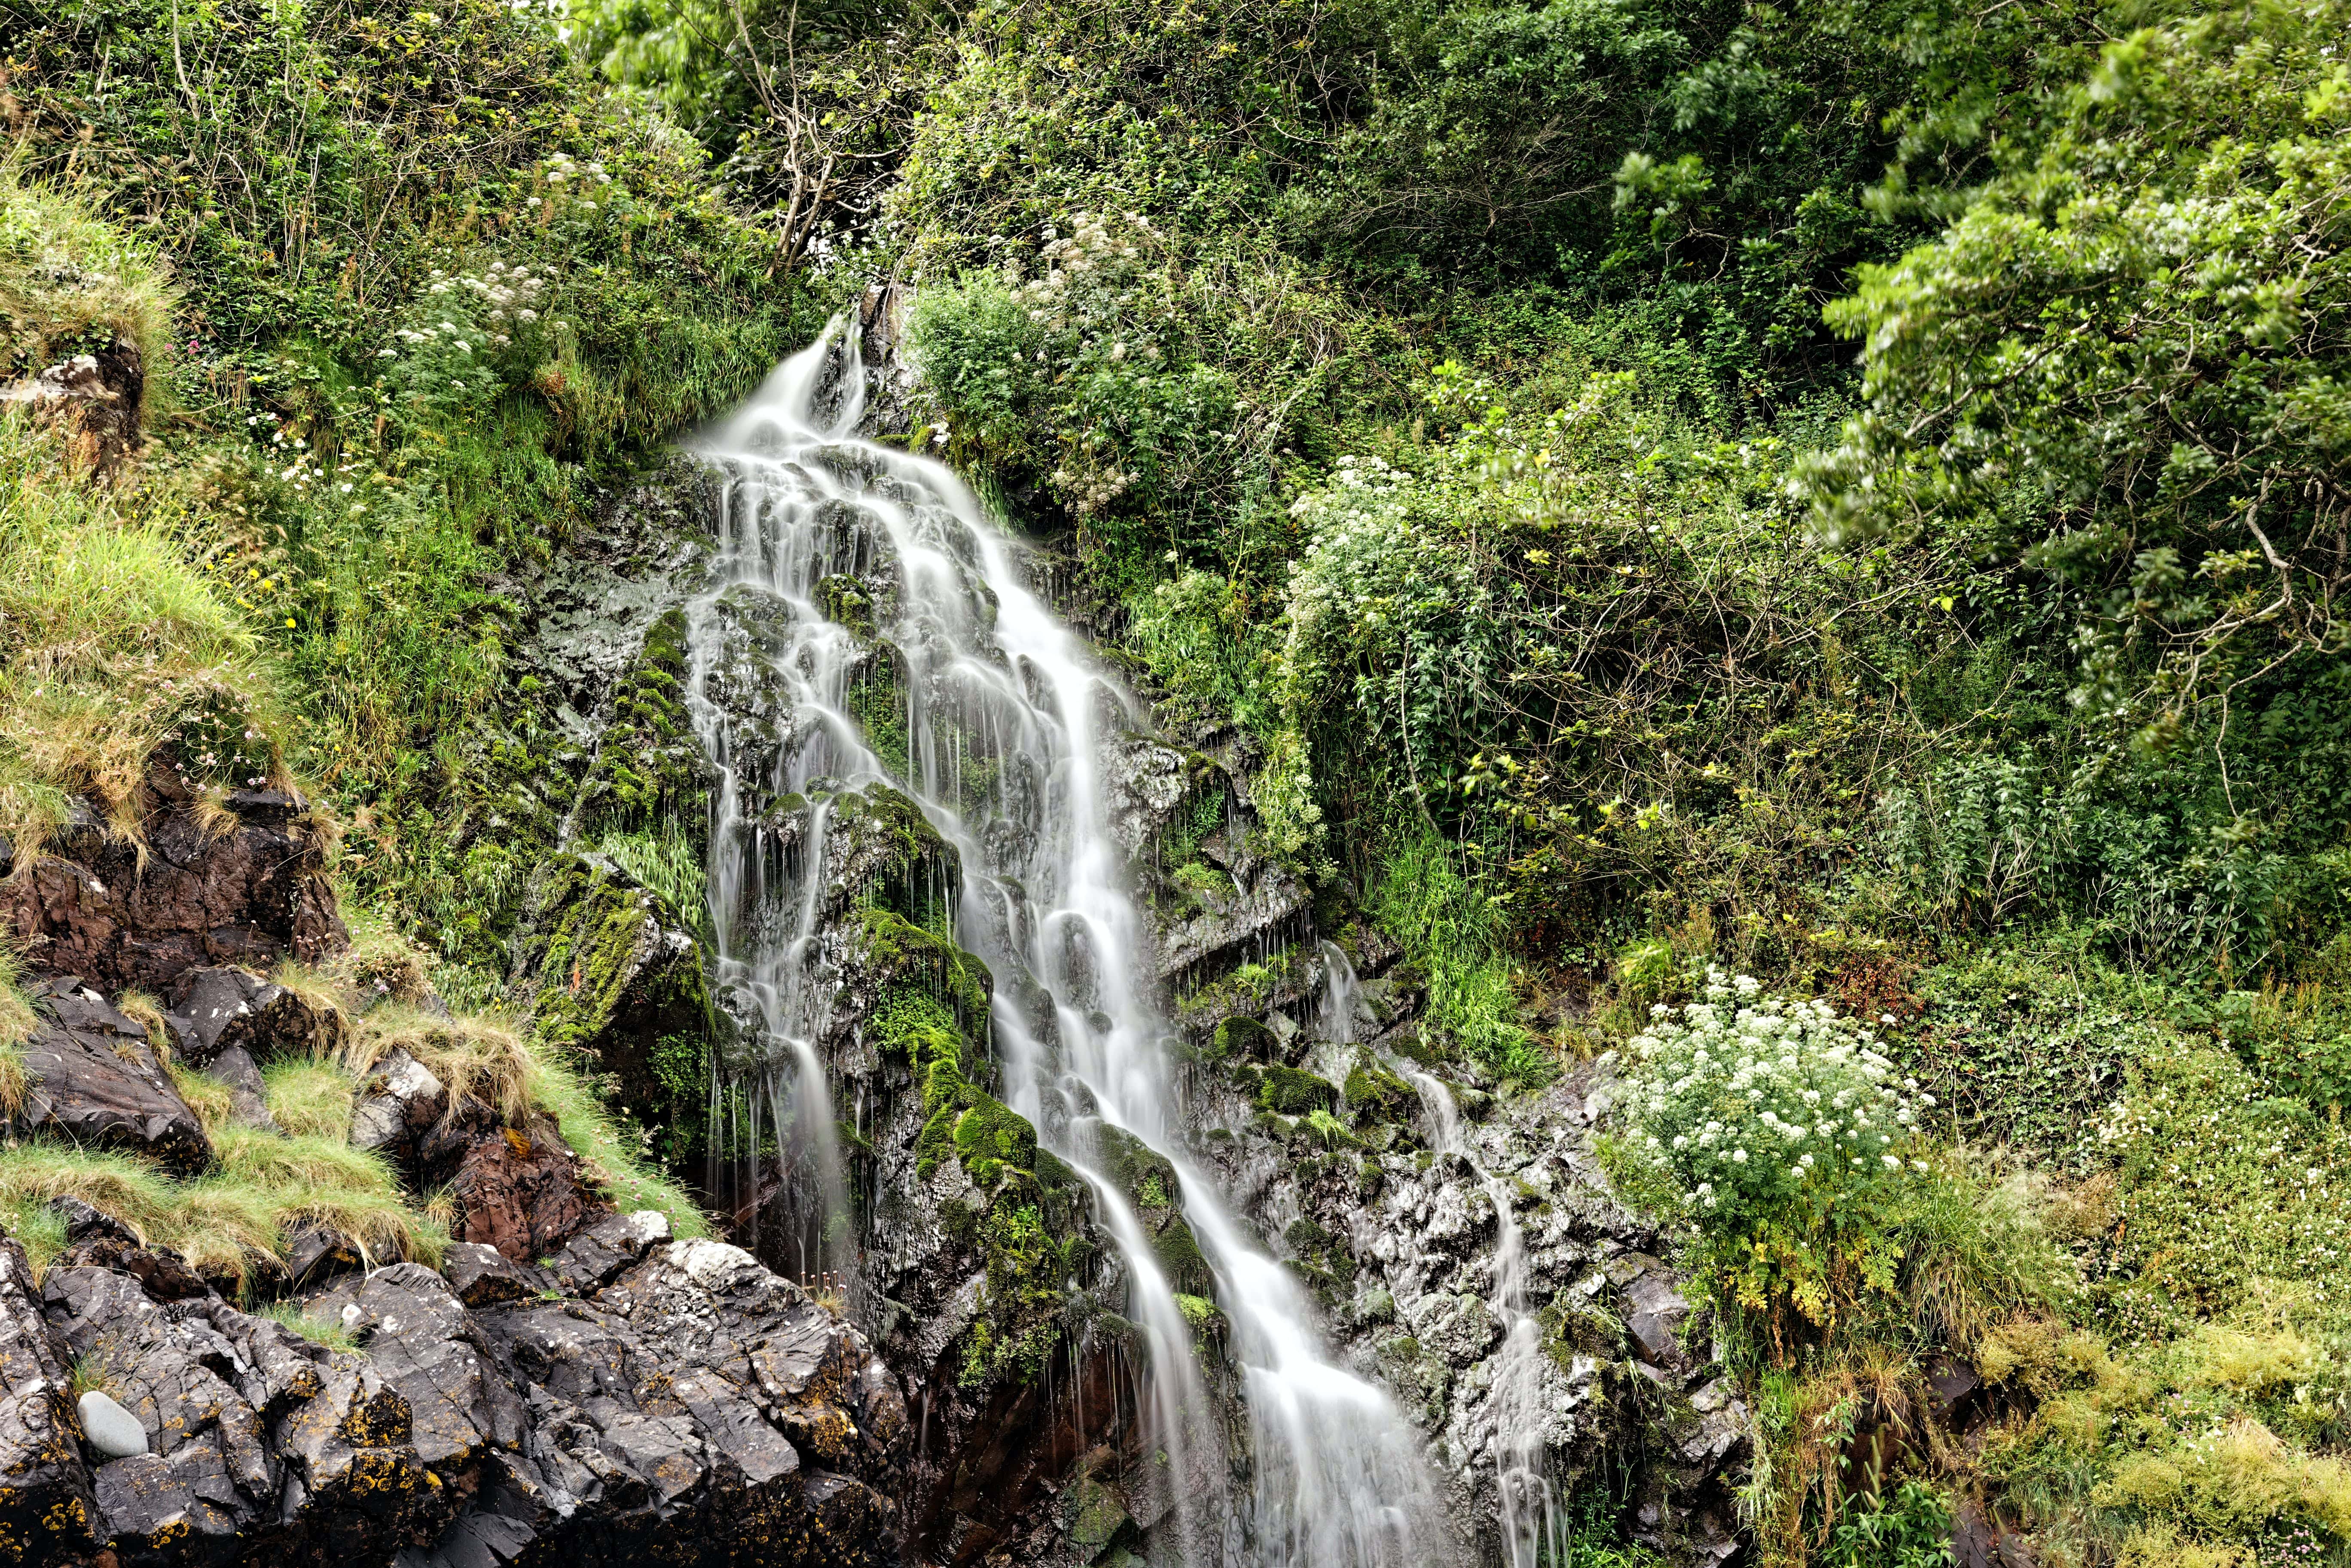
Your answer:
952,1091 -> 1038,1187
1096,1123 -> 1182,1216
1258,1063 -> 1337,1117
855,908 -> 992,1031
516,851 -> 711,1161
1152,1214 -> 1213,1297
816,573 -> 876,637
1211,1015 -> 1276,1062
1342,1059 -> 1416,1123
828,781 -> 957,927
573,606 -> 705,838
1283,1216 -> 1358,1301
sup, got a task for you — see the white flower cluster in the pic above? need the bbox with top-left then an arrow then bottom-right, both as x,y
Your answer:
1008,211 -> 1168,358
1615,968 -> 1934,1219
541,151 -> 616,214
378,258 -> 562,393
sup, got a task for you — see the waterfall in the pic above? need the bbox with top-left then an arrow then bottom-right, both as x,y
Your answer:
681,317 -> 1448,1565
1400,1062 -> 1563,1568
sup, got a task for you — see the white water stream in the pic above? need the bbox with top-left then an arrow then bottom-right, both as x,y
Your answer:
1401,1062 -> 1563,1568
680,319 -> 1447,1566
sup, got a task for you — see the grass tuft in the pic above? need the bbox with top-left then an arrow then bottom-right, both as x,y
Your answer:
209,1126 -> 445,1268
347,1005 -> 534,1125
525,1040 -> 709,1240
0,947 -> 38,1117
254,1300 -> 358,1353
165,1058 -> 237,1135
261,1059 -> 356,1140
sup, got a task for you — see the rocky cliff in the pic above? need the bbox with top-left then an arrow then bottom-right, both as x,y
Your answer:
0,1207 -> 905,1567
0,311 -> 1747,1568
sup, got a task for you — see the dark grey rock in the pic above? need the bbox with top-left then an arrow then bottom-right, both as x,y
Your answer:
18,977 -> 211,1176
0,1238 -> 97,1561
301,1265 -> 525,1477
348,1047 -> 447,1166
1622,1269 -> 1690,1367
284,1225 -> 363,1288
538,1210 -> 669,1296
437,1244 -> 535,1310
202,1042 -> 281,1131
164,963 -> 337,1068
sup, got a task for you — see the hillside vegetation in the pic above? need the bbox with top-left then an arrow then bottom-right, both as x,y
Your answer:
5,0 -> 2351,1559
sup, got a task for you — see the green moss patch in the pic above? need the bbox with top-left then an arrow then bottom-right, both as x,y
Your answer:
1258,1062 -> 1338,1117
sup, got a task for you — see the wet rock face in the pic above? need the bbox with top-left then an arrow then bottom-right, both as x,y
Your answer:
17,978 -> 212,1177
1184,1016 -> 1750,1565
0,774 -> 345,996
0,1224 -> 909,1568
510,850 -> 710,1162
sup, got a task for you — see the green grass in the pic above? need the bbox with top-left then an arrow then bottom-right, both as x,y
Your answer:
0,1131 -> 446,1290
0,946 -> 38,1117
1368,826 -> 1544,1084
347,1005 -> 536,1124
525,1038 -> 709,1239
0,414 -> 284,854
165,1059 -> 237,1136
0,169 -> 177,383
254,1300 -> 360,1353
262,1060 -> 358,1141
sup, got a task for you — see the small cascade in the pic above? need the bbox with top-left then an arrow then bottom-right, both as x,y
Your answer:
1398,1065 -> 1563,1568
679,317 -> 1450,1567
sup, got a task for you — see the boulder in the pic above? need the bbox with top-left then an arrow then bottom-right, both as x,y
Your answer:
46,1220 -> 212,1306
12,1234 -> 916,1565
347,1046 -> 448,1168
74,1391 -> 146,1459
40,1262 -> 443,1559
1621,1267 -> 1690,1369
299,1264 -> 525,1477
16,978 -> 211,1176
284,1225 -> 363,1288
539,1209 -> 670,1295
202,1042 -> 281,1131
0,768 -> 345,995
0,343 -> 143,479
165,963 -> 341,1068
437,1243 -> 536,1309
440,1112 -> 603,1263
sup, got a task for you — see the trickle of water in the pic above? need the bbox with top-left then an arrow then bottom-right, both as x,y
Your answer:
682,317 -> 1450,1566
1399,1059 -> 1562,1568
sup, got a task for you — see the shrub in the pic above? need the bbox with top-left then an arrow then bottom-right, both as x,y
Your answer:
1607,969 -> 1941,1345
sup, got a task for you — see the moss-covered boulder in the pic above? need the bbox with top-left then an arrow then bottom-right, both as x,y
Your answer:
514,851 -> 711,1163
1343,1058 -> 1417,1124
1094,1124 -> 1212,1296
821,781 -> 960,930
1258,1062 -> 1338,1117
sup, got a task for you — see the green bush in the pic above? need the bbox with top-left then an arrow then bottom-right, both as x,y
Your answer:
1610,970 -> 1937,1337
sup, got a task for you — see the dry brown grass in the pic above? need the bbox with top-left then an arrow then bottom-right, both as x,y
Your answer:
347,1004 -> 535,1124
0,948 -> 37,1117
165,1057 -> 237,1135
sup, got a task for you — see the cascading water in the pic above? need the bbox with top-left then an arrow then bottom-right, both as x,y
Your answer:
681,317 -> 1448,1565
1400,1059 -> 1563,1568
